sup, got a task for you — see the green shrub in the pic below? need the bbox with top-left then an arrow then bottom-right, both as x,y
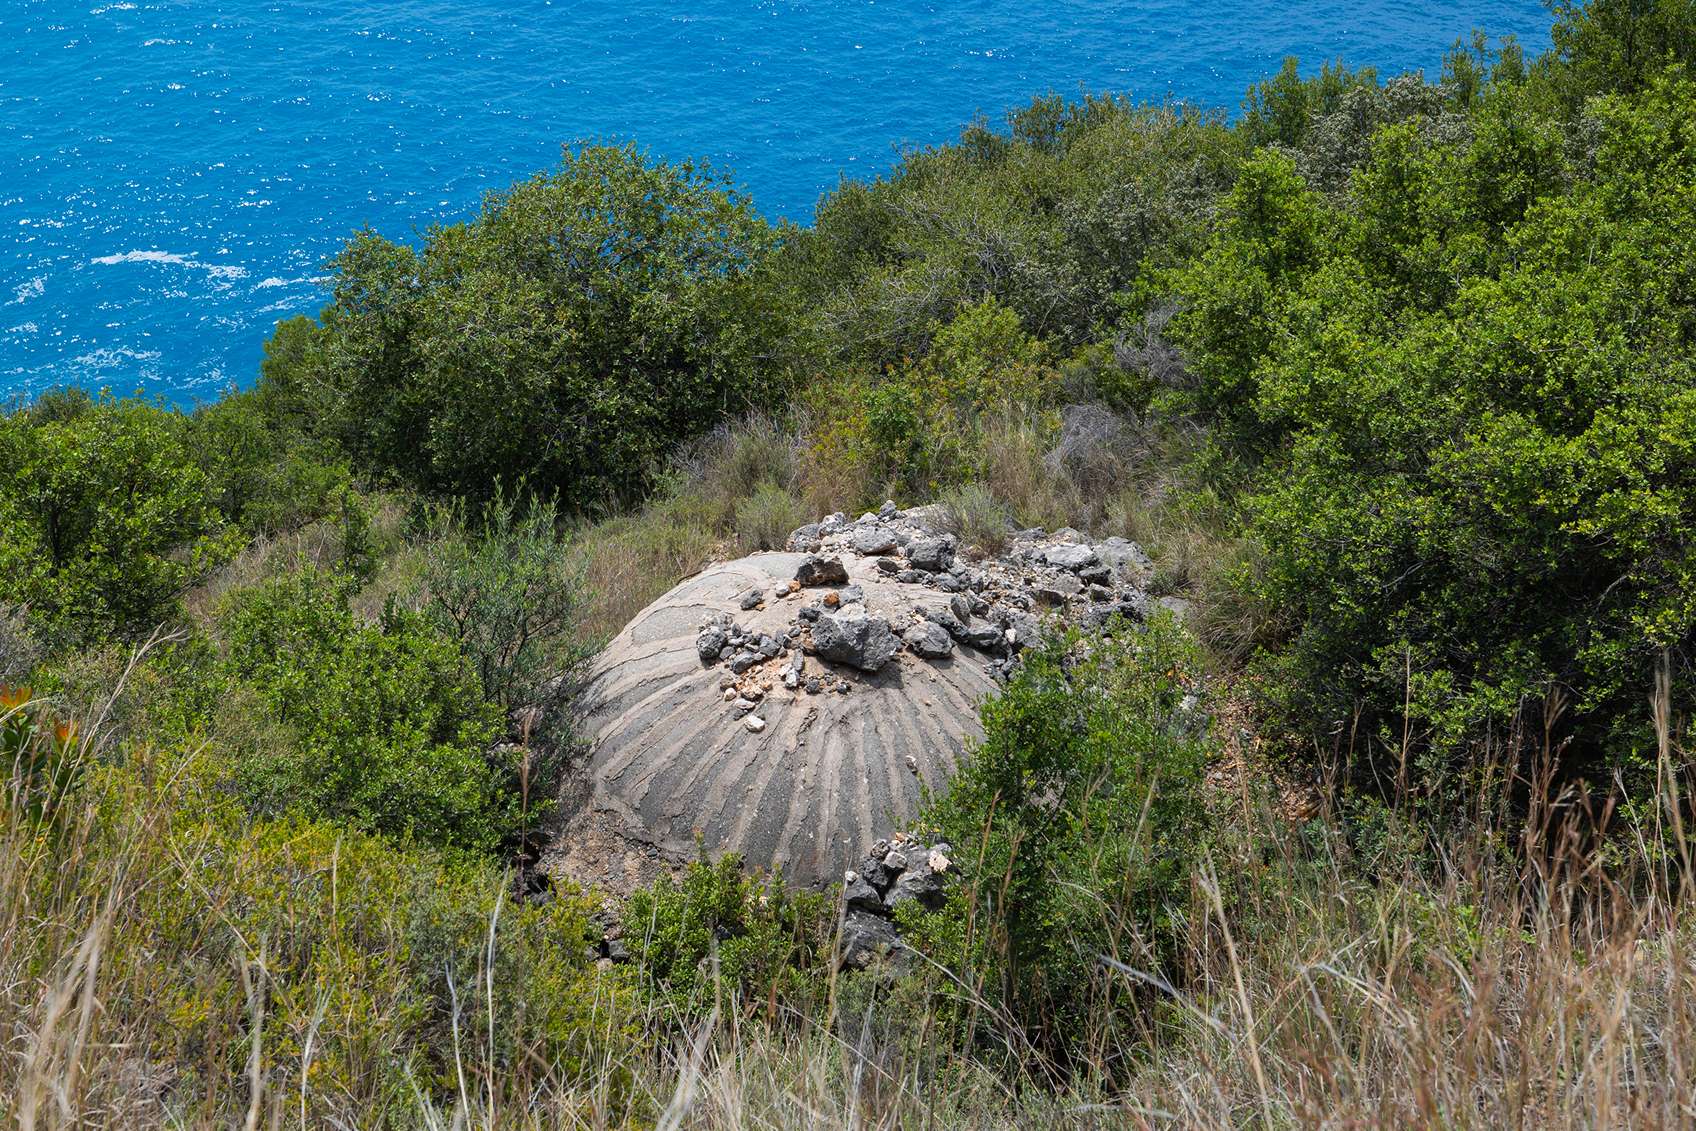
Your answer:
937,482 -> 1012,554
0,397 -> 238,641
219,569 -> 517,853
733,480 -> 809,551
421,486 -> 591,713
908,614 -> 1210,1062
14,744 -> 643,1123
1171,70 -> 1696,793
623,854 -> 834,1021
298,144 -> 786,504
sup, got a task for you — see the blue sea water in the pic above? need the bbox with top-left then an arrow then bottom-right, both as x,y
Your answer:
3,1 -> 1553,404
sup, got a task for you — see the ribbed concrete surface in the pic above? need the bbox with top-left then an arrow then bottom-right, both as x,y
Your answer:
558,552 -> 999,888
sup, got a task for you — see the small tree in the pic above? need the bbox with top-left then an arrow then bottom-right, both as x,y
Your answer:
422,487 -> 592,713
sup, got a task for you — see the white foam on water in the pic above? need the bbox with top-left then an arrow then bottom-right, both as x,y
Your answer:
12,276 -> 44,303
90,250 -> 248,281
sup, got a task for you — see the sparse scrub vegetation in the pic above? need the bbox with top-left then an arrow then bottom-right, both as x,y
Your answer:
4,1 -> 1696,1123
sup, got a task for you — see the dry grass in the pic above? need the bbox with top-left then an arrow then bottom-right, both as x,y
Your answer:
5,650 -> 1695,1128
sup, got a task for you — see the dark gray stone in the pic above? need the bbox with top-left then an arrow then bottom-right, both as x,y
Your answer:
728,650 -> 761,674
696,628 -> 728,664
886,867 -> 946,911
738,587 -> 765,611
907,536 -> 955,572
811,606 -> 900,672
795,555 -> 850,587
921,605 -> 969,641
844,877 -> 886,913
840,911 -> 900,970
851,526 -> 898,556
1043,543 -> 1099,571
902,620 -> 954,659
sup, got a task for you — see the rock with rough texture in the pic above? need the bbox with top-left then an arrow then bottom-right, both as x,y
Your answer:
907,536 -> 955,573
795,555 -> 850,586
550,552 -> 1001,891
1043,543 -> 1099,571
811,605 -> 899,672
901,620 -> 954,659
850,527 -> 898,556
840,912 -> 901,969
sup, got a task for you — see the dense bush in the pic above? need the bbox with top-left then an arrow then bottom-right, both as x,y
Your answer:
909,615 -> 1209,1063
623,854 -> 833,1021
0,395 -> 237,641
1171,67 -> 1696,791
803,297 -> 1056,507
782,98 -> 1239,367
219,569 -> 519,853
302,144 -> 786,504
421,487 -> 591,713
4,743 -> 641,1124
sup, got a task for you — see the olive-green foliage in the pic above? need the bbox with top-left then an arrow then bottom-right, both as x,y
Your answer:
422,486 -> 591,712
1171,69 -> 1696,784
0,394 -> 237,642
909,616 -> 1208,1062
733,480 -> 810,551
302,143 -> 785,504
783,98 -> 1240,368
219,569 -> 516,853
10,744 -> 640,1124
623,854 -> 834,1021
804,297 -> 1057,507
1549,0 -> 1696,100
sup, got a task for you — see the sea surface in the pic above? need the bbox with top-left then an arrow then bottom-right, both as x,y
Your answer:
3,0 -> 1553,403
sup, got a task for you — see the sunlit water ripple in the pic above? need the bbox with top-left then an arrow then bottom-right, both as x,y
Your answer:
1,0 -> 1552,402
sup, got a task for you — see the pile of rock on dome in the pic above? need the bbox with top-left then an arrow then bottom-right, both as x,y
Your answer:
689,500 -> 1173,720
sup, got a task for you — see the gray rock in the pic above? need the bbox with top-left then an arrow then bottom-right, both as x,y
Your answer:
696,627 -> 728,664
756,635 -> 782,658
738,587 -> 765,611
819,512 -> 848,533
896,569 -> 928,585
851,526 -> 898,556
875,557 -> 902,574
1034,573 -> 1083,606
728,650 -> 761,674
797,605 -> 821,623
922,605 -> 969,641
907,536 -> 955,573
965,624 -> 1006,652
902,620 -> 955,659
856,855 -> 892,889
844,877 -> 886,914
883,850 -> 909,874
1157,595 -> 1195,624
878,499 -> 899,518
1078,564 -> 1112,586
887,866 -> 946,911
839,584 -> 865,605
786,522 -> 822,549
840,911 -> 900,970
1003,610 -> 1043,649
1043,543 -> 1099,571
935,575 -> 962,593
795,555 -> 850,587
1097,537 -> 1153,576
811,606 -> 900,672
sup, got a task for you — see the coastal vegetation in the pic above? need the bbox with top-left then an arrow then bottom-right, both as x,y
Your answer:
4,0 -> 1696,1124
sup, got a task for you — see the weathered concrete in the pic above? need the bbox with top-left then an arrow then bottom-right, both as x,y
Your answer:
549,551 -> 1001,890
